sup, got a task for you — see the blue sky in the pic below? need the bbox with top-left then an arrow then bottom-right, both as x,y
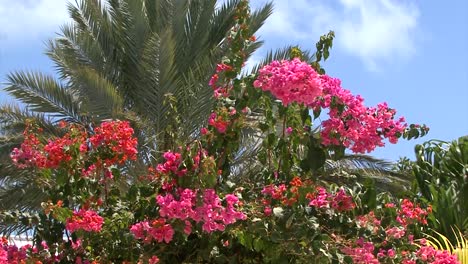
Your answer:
0,0 -> 467,162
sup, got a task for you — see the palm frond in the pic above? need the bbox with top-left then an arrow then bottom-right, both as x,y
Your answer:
239,2 -> 275,60
133,30 -> 178,125
4,71 -> 81,121
47,23 -> 110,81
0,174 -> 46,212
322,154 -> 415,195
0,138 -> 47,214
249,1 -> 274,32
326,154 -> 394,171
0,210 -> 39,237
68,0 -> 114,63
0,104 -> 59,136
107,0 -> 148,105
211,0 -> 240,41
72,68 -> 124,121
143,0 -> 173,32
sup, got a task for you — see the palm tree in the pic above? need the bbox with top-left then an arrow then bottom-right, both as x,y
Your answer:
0,0 -> 414,236
0,0 -> 274,234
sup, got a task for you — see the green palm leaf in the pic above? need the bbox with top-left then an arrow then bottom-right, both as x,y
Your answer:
71,67 -> 124,120
4,72 -> 81,122
0,0 -> 281,236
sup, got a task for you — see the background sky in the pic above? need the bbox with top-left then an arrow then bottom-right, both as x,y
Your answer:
0,0 -> 467,162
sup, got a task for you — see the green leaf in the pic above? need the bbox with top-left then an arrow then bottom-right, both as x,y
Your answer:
361,179 -> 377,210
302,137 -> 326,172
56,171 -> 68,186
53,207 -> 73,223
285,212 -> 295,229
202,172 -> 218,189
253,238 -> 264,252
323,48 -> 330,60
313,107 -> 321,120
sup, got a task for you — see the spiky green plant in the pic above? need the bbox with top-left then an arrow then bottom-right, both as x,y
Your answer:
408,136 -> 468,241
424,226 -> 468,264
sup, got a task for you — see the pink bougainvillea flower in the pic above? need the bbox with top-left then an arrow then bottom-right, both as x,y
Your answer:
66,209 -> 104,233
254,58 -> 322,106
254,59 -> 409,153
149,255 -> 160,264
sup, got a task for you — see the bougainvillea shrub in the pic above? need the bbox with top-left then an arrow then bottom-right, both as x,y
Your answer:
1,0 -> 453,263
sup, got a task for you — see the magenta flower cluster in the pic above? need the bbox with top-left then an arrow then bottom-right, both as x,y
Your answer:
253,58 -> 322,106
254,59 -> 409,153
156,151 -> 187,177
10,128 -> 46,169
130,218 -> 175,244
208,112 -> 229,134
0,240 -> 27,263
342,238 -> 460,264
316,75 -> 406,153
155,188 -> 246,233
415,244 -> 460,263
341,238 -> 379,264
307,187 -> 355,212
130,188 -> 245,244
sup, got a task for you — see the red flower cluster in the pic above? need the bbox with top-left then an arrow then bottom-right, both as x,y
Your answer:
261,179 -> 355,213
261,184 -> 287,200
11,120 -> 138,172
10,124 -> 46,168
43,136 -> 75,168
66,209 -> 104,233
11,123 -> 89,169
208,112 -> 229,134
396,199 -> 431,226
88,121 -> 138,164
262,177 -> 314,207
209,63 -> 234,98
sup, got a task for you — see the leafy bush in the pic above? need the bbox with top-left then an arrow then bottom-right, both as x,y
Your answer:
399,136 -> 468,242
0,1 -> 458,263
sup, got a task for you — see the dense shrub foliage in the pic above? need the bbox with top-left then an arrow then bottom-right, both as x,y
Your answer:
1,1 -> 459,263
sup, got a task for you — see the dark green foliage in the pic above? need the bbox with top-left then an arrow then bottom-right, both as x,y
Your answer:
401,136 -> 468,242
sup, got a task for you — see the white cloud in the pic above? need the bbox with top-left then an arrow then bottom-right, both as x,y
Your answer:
0,0 -> 420,71
0,0 -> 69,42
256,0 -> 322,41
254,0 -> 420,71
